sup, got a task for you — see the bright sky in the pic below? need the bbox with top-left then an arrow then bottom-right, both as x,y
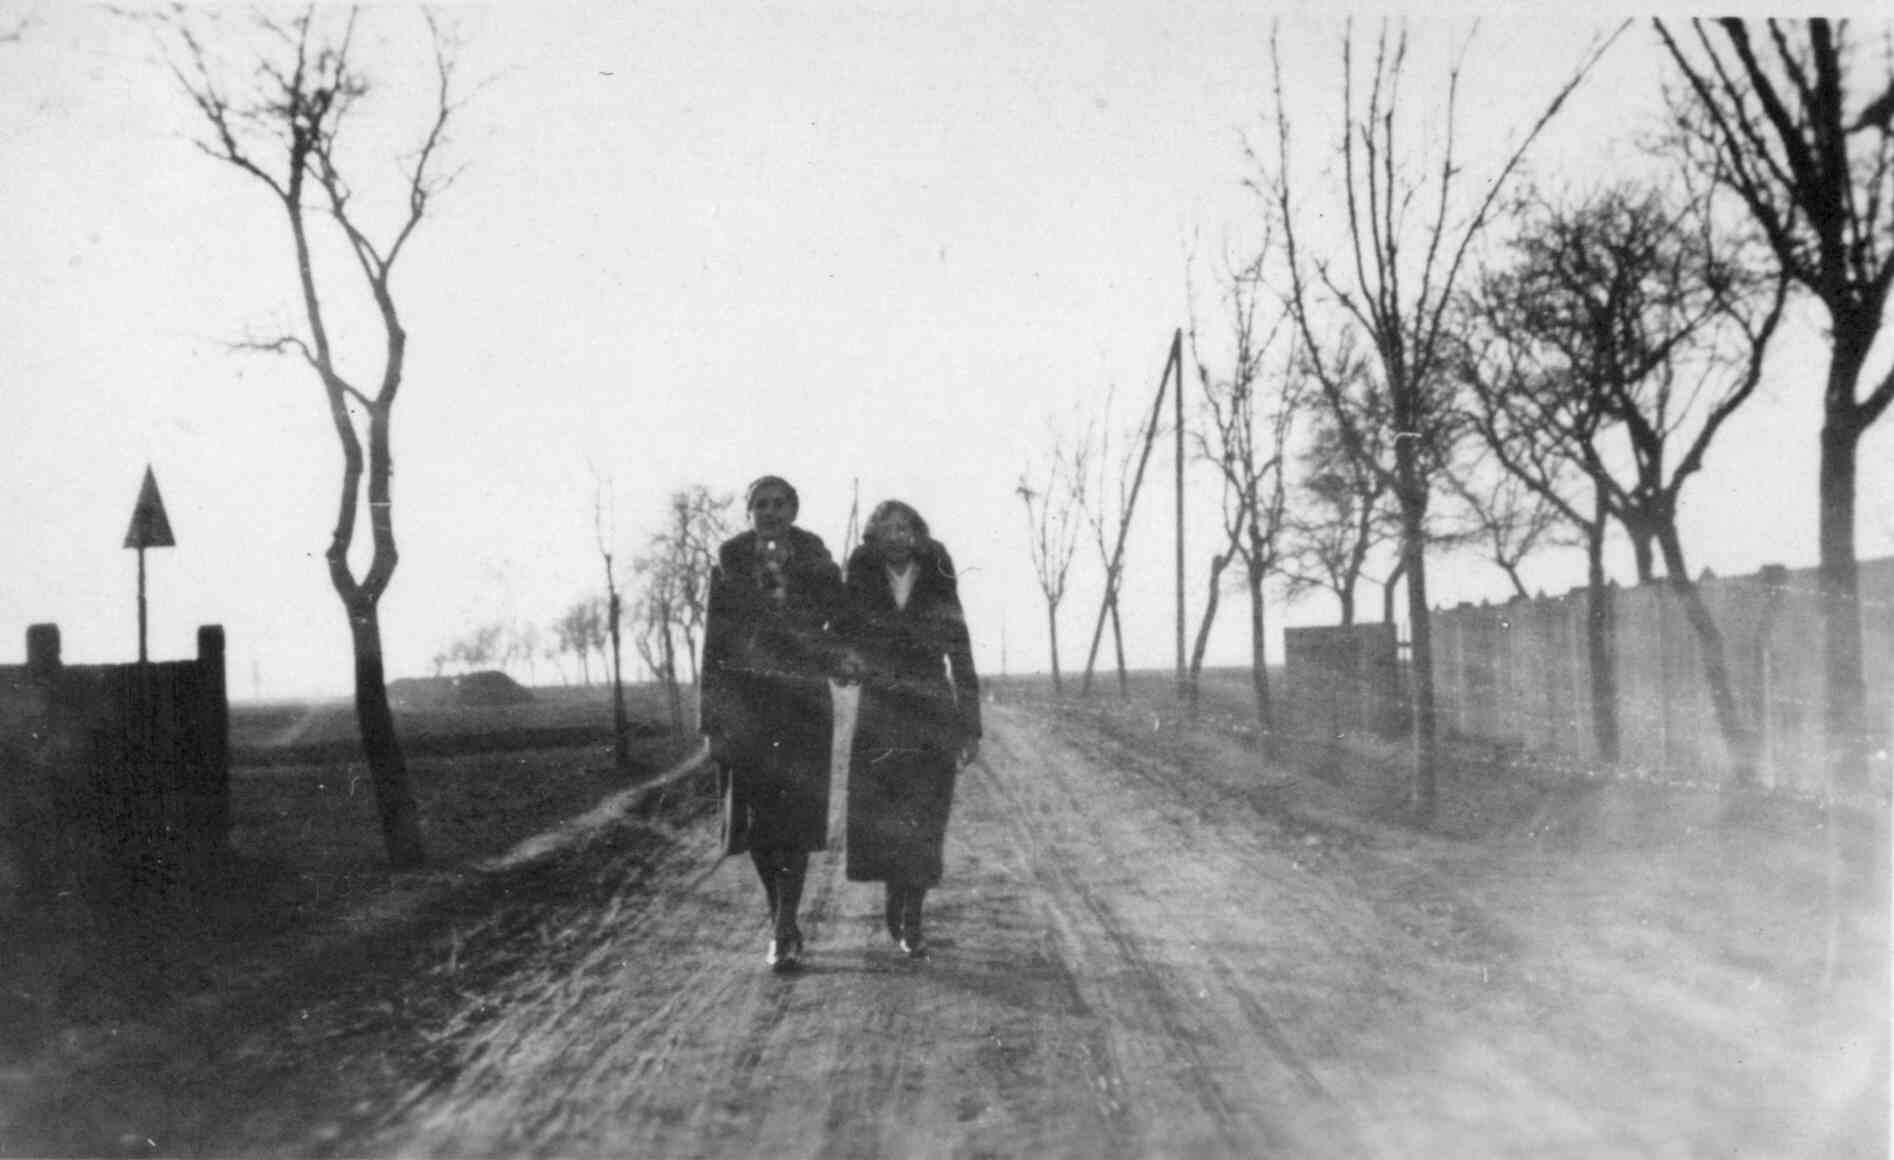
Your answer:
4,3 -> 1891,699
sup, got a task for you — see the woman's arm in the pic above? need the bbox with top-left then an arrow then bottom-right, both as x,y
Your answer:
699,560 -> 736,747
934,547 -> 982,745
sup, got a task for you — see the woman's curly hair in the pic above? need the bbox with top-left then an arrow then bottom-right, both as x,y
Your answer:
861,499 -> 960,579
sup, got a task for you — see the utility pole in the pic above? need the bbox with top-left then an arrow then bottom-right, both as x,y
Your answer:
1171,327 -> 1186,704
1079,331 -> 1184,696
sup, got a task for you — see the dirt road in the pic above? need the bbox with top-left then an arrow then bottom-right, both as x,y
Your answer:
291,701 -> 1886,1157
347,703 -> 1384,1159
10,698 -> 1882,1157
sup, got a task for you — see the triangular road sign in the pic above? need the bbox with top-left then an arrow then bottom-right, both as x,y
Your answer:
123,465 -> 176,549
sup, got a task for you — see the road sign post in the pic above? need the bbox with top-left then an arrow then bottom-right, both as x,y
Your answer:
123,465 -> 176,663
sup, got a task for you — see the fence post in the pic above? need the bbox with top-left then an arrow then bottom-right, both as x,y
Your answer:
1753,565 -> 1788,791
197,625 -> 230,850
26,623 -> 60,684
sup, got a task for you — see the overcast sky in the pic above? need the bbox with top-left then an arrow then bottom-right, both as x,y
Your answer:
4,2 -> 1891,698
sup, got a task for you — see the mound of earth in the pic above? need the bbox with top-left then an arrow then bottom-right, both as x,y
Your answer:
453,670 -> 534,706
387,676 -> 457,708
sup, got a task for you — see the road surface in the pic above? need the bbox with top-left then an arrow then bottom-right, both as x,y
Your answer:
277,699 -> 1873,1159
11,698 -> 1878,1158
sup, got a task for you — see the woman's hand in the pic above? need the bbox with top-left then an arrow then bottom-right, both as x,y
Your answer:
957,738 -> 981,768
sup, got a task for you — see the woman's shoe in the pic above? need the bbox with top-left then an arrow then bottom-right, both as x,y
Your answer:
884,889 -> 904,944
898,935 -> 928,960
767,931 -> 804,972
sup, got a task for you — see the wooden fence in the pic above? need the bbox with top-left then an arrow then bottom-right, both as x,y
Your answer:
1,623 -> 230,909
1426,558 -> 1893,791
1281,623 -> 1404,740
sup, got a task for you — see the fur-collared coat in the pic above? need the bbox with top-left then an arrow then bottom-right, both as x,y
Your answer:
700,525 -> 847,856
840,540 -> 981,886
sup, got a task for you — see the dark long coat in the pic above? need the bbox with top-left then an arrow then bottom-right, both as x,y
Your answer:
841,541 -> 981,887
700,526 -> 847,857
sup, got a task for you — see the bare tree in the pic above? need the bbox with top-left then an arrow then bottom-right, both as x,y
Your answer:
1457,318 -> 1623,761
452,622 -> 504,674
1073,395 -> 1141,700
554,598 -> 604,687
660,486 -> 734,690
538,627 -> 570,687
1017,431 -> 1086,696
1460,182 -> 1789,783
155,7 -> 465,867
1280,382 -> 1398,627
510,621 -> 542,687
1657,18 -> 1894,804
1260,18 -> 1623,820
1191,255 -> 1304,735
593,474 -> 632,772
630,555 -> 685,735
1439,446 -> 1574,602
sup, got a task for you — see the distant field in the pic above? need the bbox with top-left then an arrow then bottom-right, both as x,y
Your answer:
231,682 -> 688,765
216,680 -> 701,921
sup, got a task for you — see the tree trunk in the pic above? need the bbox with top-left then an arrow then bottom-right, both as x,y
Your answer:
1247,563 -> 1272,745
1656,527 -> 1756,784
348,603 -> 426,868
1501,564 -> 1530,601
1585,485 -> 1620,765
607,590 -> 630,772
1046,602 -> 1064,697
1818,414 -> 1867,795
1338,582 -> 1356,628
1628,526 -> 1657,584
657,619 -> 684,734
1817,377 -> 1884,992
682,625 -> 701,688
1382,556 -> 1406,627
1108,594 -> 1129,701
1188,551 -> 1235,716
1396,443 -> 1437,822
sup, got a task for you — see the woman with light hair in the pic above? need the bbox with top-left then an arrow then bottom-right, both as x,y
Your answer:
839,499 -> 981,959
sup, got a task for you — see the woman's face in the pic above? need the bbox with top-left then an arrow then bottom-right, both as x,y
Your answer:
748,483 -> 796,538
878,509 -> 919,566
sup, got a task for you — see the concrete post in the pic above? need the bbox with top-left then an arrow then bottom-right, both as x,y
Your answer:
197,625 -> 230,849
26,624 -> 60,684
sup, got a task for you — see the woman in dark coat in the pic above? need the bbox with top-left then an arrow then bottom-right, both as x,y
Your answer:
840,499 -> 981,959
700,475 -> 849,972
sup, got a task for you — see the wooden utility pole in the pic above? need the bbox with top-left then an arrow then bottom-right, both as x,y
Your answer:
1079,331 -> 1184,696
1172,327 -> 1186,703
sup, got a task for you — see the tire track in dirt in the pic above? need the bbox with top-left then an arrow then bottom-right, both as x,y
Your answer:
975,710 -> 1376,1159
971,734 -> 1256,1155
349,704 -> 1385,1158
1045,711 -> 1391,962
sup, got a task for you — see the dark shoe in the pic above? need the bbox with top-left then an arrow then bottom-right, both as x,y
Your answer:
900,889 -> 926,953
884,889 -> 904,943
767,931 -> 804,973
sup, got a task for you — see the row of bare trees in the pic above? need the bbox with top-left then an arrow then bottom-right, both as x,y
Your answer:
1019,19 -> 1889,862
428,604 -> 614,688
432,483 -> 733,776
152,3 -> 1886,922
1231,17 -> 1889,829
622,486 -> 732,737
